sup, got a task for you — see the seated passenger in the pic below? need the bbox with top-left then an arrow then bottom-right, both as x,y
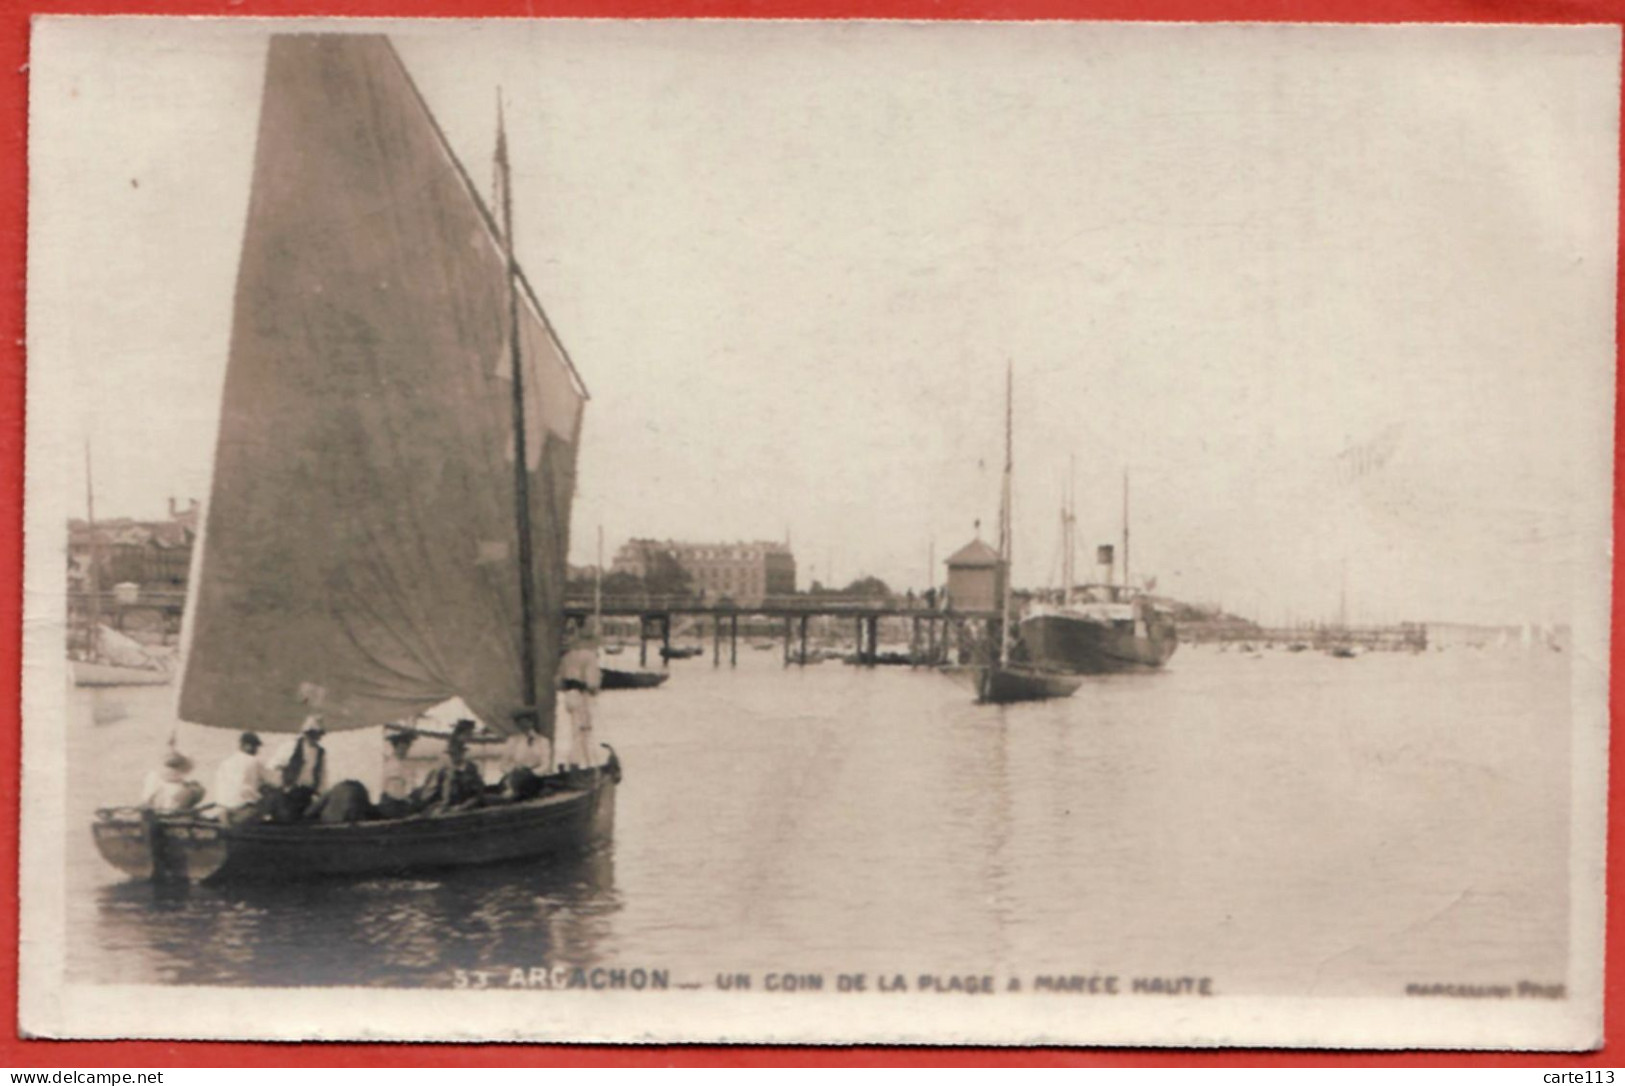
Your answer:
141,750 -> 205,814
374,731 -> 418,820
212,731 -> 274,824
306,779 -> 372,823
498,714 -> 552,803
412,737 -> 485,814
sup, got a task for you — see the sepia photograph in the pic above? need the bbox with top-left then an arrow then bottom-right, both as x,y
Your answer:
17,17 -> 1617,1047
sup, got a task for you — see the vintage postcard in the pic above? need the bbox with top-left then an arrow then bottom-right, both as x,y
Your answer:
18,17 -> 1616,1047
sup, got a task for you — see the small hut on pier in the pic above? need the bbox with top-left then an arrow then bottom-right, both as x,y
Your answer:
945,537 -> 1000,612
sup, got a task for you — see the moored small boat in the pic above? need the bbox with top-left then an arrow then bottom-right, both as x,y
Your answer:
977,664 -> 1084,704
71,657 -> 174,687
660,645 -> 704,660
602,667 -> 669,690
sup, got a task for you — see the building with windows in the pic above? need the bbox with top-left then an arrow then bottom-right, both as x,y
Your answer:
611,539 -> 796,604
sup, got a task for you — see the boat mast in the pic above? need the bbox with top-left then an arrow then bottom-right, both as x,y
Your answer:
83,439 -> 100,660
1339,555 -> 1349,631
496,95 -> 540,715
594,525 -> 604,638
1121,466 -> 1130,592
999,363 -> 1013,667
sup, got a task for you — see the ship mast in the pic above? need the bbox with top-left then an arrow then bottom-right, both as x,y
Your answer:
496,96 -> 540,716
1062,455 -> 1076,606
999,363 -> 1014,666
1121,467 -> 1131,593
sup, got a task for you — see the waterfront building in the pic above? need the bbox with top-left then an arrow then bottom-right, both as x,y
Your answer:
945,537 -> 1000,612
68,497 -> 199,594
611,539 -> 796,604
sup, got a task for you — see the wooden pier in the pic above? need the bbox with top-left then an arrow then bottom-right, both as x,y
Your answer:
564,595 -> 996,668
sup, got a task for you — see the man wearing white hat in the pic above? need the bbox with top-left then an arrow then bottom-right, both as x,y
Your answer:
269,715 -> 328,820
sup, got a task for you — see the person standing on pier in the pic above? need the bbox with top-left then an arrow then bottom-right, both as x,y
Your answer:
559,630 -> 602,768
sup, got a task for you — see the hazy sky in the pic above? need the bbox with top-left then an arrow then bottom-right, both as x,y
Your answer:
28,19 -> 1618,625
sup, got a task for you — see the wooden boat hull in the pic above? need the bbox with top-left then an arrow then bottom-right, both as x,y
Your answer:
601,667 -> 668,690
93,758 -> 619,884
977,665 -> 1084,703
72,659 -> 173,687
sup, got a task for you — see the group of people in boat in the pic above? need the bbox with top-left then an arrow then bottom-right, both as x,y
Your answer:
137,631 -> 605,824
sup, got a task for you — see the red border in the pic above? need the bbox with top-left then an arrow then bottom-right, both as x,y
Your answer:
0,0 -> 1619,1068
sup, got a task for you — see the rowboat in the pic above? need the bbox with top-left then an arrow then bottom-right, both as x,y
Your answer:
660,645 -> 704,661
602,668 -> 669,690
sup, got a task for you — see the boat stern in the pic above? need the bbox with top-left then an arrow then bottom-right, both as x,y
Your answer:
93,809 -> 231,882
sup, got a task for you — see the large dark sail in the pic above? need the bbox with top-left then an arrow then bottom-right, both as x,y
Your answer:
181,35 -> 586,738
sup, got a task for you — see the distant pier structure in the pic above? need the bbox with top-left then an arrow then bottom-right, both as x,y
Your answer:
1181,621 -> 1429,652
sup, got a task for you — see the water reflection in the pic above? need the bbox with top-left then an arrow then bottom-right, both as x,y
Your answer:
94,845 -> 619,987
71,651 -> 1574,994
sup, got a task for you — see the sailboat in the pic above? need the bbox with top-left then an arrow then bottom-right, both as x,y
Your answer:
70,445 -> 173,687
1325,558 -> 1359,657
1017,468 -> 1178,674
93,34 -> 618,883
976,366 -> 1083,704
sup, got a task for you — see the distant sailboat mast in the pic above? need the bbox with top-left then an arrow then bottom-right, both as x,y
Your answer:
594,524 -> 605,637
1339,555 -> 1349,631
496,96 -> 541,718
999,363 -> 1014,667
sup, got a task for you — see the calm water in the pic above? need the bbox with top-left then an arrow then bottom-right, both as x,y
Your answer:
66,644 -> 1572,995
